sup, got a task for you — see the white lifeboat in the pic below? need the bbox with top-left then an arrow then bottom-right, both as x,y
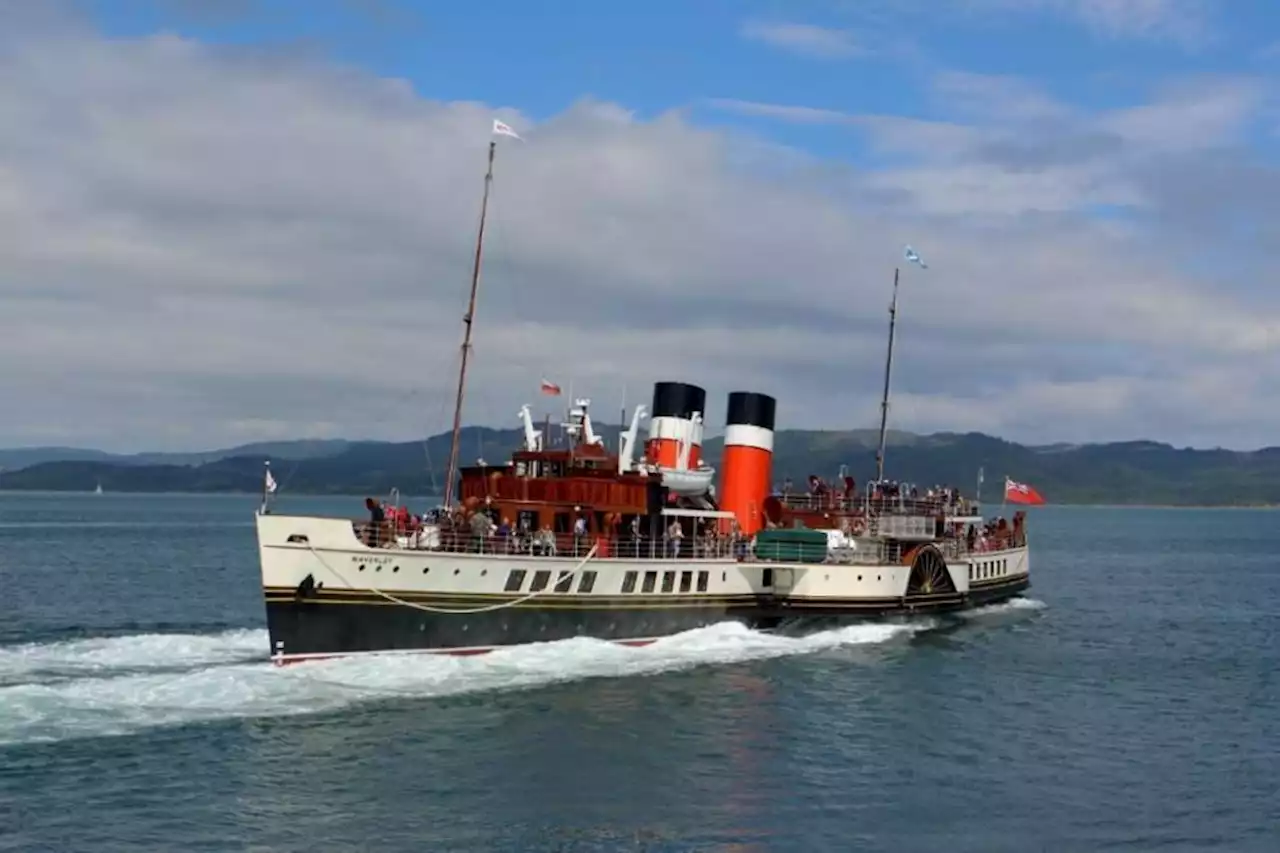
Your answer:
658,465 -> 716,496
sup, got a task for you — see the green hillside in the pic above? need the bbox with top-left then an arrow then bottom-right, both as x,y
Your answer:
2,427 -> 1278,506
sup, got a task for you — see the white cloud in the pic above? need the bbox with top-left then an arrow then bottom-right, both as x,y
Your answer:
738,21 -> 865,59
0,16 -> 1277,451
962,0 -> 1214,46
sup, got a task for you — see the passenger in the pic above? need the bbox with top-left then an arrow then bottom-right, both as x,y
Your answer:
364,497 -> 385,547
497,516 -> 513,552
469,511 -> 494,553
667,519 -> 683,558
633,517 -> 647,556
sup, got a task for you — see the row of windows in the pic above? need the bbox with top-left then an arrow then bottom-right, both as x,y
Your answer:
501,568 -> 721,595
970,559 -> 1009,581
503,568 -> 595,594
620,569 -> 711,594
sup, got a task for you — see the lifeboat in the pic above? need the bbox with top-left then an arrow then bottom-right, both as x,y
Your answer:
658,465 -> 716,496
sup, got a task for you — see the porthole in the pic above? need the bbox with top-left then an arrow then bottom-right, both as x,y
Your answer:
857,575 -> 861,582
392,565 -> 400,573
422,567 -> 430,574
453,568 -> 460,575
358,564 -> 366,572
375,565 -> 382,572
481,569 -> 488,576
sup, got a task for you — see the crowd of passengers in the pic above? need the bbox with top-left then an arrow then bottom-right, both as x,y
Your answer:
779,475 -> 976,515
356,496 -> 743,557
355,495 -> 1027,557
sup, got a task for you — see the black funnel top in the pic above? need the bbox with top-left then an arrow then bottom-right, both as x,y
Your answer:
651,382 -> 707,419
726,392 -> 777,430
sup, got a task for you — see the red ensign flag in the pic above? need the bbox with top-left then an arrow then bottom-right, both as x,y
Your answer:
1004,477 -> 1046,505
540,379 -> 562,396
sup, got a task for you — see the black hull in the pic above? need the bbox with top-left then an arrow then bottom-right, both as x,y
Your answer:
264,576 -> 1030,663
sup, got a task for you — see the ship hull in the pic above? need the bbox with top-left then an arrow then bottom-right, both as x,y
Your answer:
263,596 -> 754,662
257,513 -> 1032,664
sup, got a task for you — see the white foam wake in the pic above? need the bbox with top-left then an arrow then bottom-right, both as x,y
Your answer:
0,620 -> 927,747
0,629 -> 268,685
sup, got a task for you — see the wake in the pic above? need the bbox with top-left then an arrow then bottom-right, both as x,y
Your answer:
0,598 -> 1045,747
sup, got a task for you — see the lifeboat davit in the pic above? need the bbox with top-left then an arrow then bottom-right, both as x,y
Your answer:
658,465 -> 716,496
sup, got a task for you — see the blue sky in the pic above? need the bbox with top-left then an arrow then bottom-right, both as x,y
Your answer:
82,0 -> 1280,162
1,0 -> 1279,449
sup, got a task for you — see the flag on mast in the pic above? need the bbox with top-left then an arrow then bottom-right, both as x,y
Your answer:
904,244 -> 928,269
264,468 -> 277,494
1004,477 -> 1045,506
493,118 -> 523,140
540,379 -> 562,396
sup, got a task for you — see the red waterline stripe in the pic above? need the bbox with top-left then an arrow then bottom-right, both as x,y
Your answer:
272,636 -> 659,667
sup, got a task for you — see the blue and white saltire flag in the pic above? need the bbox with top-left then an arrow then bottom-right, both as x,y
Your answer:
904,244 -> 927,269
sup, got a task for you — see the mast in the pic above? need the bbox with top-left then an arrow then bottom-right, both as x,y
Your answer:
443,139 -> 497,509
874,266 -> 899,483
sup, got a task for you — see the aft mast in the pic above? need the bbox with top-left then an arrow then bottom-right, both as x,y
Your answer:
874,245 -> 926,483
874,266 -> 899,483
442,120 -> 521,510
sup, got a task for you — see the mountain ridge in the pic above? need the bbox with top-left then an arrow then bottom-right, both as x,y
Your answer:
2,426 -> 1279,506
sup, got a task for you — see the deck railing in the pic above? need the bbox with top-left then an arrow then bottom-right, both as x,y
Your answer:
775,493 -> 979,517
344,521 -> 1028,564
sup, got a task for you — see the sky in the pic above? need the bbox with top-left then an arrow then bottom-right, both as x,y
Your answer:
3,0 -> 1280,452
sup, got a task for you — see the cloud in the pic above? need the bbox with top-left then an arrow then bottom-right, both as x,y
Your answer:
961,0 -> 1214,46
704,99 -> 856,125
0,16 -> 1277,452
738,21 -> 865,59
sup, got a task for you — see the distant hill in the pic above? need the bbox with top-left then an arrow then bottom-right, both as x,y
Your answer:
0,439 -> 351,471
2,427 -> 1279,506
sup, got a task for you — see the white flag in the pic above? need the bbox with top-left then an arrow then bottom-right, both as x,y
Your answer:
265,469 -> 277,494
492,118 -> 522,140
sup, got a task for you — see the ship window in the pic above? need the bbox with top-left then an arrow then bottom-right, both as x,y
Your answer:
554,512 -> 572,534
504,569 -> 527,592
516,510 -> 539,534
1002,559 -> 1008,574
642,571 -> 657,593
762,568 -> 774,588
679,571 -> 692,593
530,570 -> 551,592
286,534 -> 309,544
696,571 -> 709,592
621,571 -> 638,593
578,571 -> 597,594
661,571 -> 675,593
554,571 -> 573,593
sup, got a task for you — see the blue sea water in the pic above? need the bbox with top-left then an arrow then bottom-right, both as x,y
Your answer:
0,493 -> 1276,852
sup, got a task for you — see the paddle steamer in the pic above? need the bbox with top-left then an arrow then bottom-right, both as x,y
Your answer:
254,122 -> 1037,664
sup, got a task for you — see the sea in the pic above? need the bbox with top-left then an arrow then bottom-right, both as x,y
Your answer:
0,493 -> 1276,852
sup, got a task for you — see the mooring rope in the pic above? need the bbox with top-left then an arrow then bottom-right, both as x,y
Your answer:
304,541 -> 599,614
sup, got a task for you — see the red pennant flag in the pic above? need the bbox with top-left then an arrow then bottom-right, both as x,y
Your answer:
540,379 -> 562,396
